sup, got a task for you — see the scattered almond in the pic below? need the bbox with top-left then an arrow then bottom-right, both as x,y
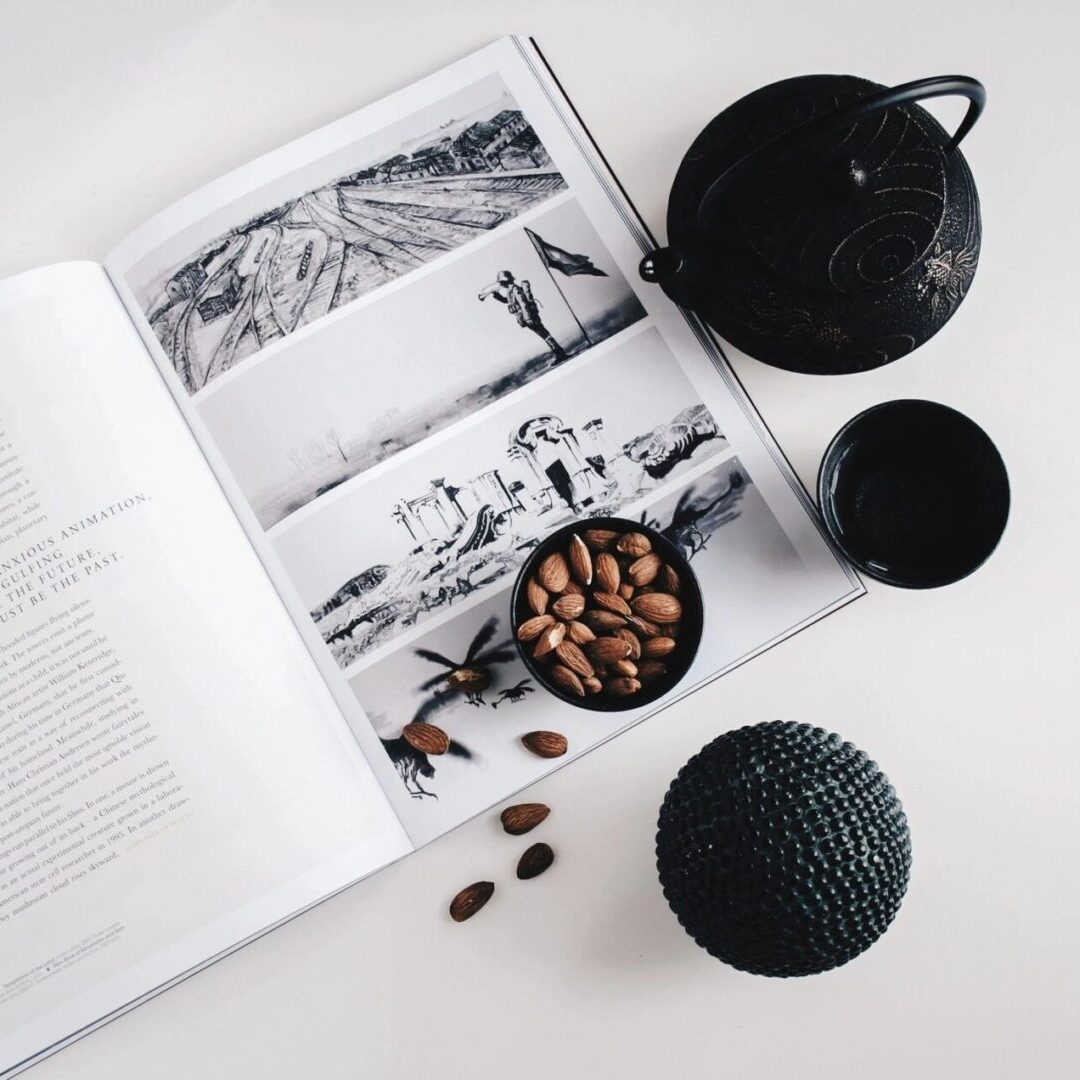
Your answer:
516,842 -> 555,880
450,881 -> 495,922
521,731 -> 568,758
500,803 -> 550,835
447,667 -> 490,693
402,722 -> 450,756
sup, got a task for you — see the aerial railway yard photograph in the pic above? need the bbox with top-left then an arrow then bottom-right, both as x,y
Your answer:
126,74 -> 568,394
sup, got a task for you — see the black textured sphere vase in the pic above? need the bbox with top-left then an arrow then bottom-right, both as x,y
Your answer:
656,722 -> 911,976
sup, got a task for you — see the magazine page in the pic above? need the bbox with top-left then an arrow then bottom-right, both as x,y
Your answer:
105,36 -> 862,846
0,264 -> 409,1076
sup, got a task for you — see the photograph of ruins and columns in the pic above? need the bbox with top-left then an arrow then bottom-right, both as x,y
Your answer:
269,327 -> 729,669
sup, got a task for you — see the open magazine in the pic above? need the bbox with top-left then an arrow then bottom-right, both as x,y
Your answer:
0,36 -> 862,1074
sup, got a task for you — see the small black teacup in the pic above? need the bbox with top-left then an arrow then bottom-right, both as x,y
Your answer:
817,400 -> 1009,588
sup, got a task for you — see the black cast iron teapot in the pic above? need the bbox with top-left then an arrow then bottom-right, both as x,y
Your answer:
640,75 -> 985,374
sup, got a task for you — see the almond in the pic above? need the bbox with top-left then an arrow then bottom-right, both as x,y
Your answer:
447,667 -> 490,692
642,636 -> 676,658
450,881 -> 495,922
581,609 -> 626,632
637,659 -> 668,683
402,722 -> 450,756
594,552 -> 620,593
626,614 -> 662,638
588,636 -> 632,665
527,577 -> 548,616
613,627 -> 642,660
516,613 -> 555,641
537,551 -> 570,593
523,526 -> 693,705
500,803 -> 550,835
516,842 -> 555,880
533,622 -> 566,659
616,531 -> 652,557
549,664 -> 585,697
522,731 -> 568,758
584,528 -> 619,551
568,534 -> 593,586
593,590 -> 632,617
630,592 -> 682,623
552,593 -> 585,620
555,640 -> 594,679
628,553 -> 662,587
663,564 -> 681,595
566,620 -> 596,645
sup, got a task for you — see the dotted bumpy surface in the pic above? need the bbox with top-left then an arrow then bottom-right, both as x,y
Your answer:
656,721 -> 911,976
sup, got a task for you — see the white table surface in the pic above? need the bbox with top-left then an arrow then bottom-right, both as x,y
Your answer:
2,1 -> 1078,1076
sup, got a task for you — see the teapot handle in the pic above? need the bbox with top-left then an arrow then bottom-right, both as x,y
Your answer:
640,75 -> 985,289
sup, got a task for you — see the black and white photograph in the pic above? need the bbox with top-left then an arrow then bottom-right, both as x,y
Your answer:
197,198 -> 646,529
269,328 -> 730,667
126,75 -> 567,394
345,455 -> 818,838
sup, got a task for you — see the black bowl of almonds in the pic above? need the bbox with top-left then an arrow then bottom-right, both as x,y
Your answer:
511,517 -> 704,711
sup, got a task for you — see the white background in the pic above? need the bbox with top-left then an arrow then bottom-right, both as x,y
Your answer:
2,1 -> 1077,1076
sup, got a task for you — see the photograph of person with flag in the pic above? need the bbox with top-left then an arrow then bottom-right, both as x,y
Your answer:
478,223 -> 626,361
